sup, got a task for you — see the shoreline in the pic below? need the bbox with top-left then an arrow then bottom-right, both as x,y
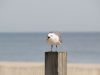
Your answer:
0,61 -> 100,68
0,61 -> 100,65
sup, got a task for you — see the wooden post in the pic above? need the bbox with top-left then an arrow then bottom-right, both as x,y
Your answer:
45,52 -> 67,75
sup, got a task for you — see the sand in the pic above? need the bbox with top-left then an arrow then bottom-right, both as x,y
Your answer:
0,62 -> 100,75
67,63 -> 100,75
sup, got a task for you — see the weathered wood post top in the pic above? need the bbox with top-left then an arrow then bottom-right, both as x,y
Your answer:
45,52 -> 67,75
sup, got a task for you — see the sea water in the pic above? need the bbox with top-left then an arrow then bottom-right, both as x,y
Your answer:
0,32 -> 100,63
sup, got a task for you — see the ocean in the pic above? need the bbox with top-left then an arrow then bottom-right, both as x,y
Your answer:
0,32 -> 100,63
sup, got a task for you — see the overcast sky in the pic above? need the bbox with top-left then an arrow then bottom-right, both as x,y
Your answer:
0,0 -> 100,32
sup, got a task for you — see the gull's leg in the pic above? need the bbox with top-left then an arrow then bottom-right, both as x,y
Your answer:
56,45 -> 58,51
51,45 -> 53,51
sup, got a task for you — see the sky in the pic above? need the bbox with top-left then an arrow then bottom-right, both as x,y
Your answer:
0,0 -> 100,32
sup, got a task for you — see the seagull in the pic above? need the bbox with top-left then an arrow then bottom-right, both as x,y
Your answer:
47,32 -> 62,51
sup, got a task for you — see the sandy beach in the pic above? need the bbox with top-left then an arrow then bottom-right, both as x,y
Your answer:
0,62 -> 99,75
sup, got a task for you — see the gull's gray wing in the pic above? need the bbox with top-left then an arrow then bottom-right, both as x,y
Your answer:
54,32 -> 62,43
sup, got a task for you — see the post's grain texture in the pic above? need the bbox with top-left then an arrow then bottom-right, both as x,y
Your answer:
45,52 -> 67,75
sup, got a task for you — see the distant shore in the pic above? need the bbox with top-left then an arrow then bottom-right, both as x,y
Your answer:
0,62 -> 99,75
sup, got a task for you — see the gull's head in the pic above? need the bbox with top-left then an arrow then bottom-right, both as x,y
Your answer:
47,32 -> 57,39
